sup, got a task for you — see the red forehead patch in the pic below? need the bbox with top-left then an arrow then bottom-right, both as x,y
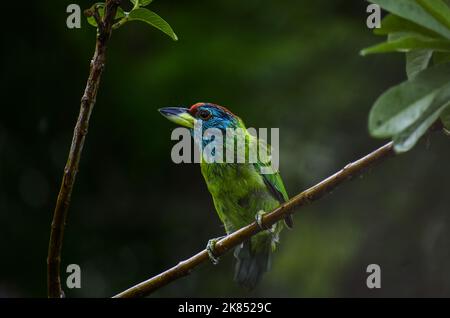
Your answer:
189,102 -> 235,117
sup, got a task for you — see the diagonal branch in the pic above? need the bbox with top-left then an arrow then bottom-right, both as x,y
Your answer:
47,0 -> 122,298
113,141 -> 395,298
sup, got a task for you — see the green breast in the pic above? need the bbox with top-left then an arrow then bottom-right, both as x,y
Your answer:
200,162 -> 281,233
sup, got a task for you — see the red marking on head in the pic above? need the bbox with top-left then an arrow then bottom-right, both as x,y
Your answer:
189,102 -> 235,117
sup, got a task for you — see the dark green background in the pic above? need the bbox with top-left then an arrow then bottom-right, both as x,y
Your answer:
1,0 -> 450,297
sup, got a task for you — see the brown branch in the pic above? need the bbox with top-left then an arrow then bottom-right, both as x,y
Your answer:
113,141 -> 395,298
47,0 -> 122,298
85,4 -> 104,32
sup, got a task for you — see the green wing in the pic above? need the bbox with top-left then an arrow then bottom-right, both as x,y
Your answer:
260,170 -> 289,201
251,135 -> 293,228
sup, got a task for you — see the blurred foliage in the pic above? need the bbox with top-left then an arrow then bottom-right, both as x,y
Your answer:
363,0 -> 450,152
1,0 -> 450,297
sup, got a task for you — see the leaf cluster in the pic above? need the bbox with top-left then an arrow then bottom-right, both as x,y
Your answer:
362,0 -> 450,152
87,0 -> 178,41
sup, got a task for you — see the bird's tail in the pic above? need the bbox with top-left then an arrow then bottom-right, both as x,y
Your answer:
233,232 -> 274,289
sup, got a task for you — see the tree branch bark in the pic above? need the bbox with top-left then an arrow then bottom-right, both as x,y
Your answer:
113,141 -> 395,298
47,0 -> 122,298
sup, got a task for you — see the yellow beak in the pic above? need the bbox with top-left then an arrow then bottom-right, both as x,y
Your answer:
158,107 -> 195,129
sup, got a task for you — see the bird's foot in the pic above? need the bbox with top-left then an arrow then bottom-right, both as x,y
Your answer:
206,236 -> 225,265
255,210 -> 275,233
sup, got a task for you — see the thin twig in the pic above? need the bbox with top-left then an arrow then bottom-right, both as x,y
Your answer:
113,141 -> 395,298
47,0 -> 122,298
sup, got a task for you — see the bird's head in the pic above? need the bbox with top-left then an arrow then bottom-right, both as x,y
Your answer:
158,102 -> 243,133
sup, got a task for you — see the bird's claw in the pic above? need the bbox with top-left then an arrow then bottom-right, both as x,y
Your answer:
206,238 -> 220,265
255,210 -> 275,233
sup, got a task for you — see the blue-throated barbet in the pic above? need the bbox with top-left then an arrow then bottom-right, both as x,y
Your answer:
159,102 -> 292,288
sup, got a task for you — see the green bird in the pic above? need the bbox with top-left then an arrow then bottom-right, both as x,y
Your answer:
159,102 -> 292,288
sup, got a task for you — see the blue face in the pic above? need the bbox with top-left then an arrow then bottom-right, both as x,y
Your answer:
159,103 -> 243,158
192,104 -> 239,133
189,104 -> 241,152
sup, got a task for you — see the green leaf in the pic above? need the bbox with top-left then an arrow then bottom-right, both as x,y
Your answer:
386,32 -> 411,42
87,3 -> 104,27
128,8 -> 178,41
369,0 -> 450,39
393,89 -> 450,153
130,0 -> 154,6
416,0 -> 450,30
406,49 -> 433,79
441,104 -> 450,129
374,14 -> 442,38
368,63 -> 450,138
87,3 -> 125,27
360,35 -> 450,55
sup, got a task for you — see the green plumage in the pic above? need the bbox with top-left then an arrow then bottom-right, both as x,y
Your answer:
159,103 -> 291,288
200,125 -> 289,288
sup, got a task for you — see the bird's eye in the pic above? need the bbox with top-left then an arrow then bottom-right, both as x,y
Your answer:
198,109 -> 212,120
